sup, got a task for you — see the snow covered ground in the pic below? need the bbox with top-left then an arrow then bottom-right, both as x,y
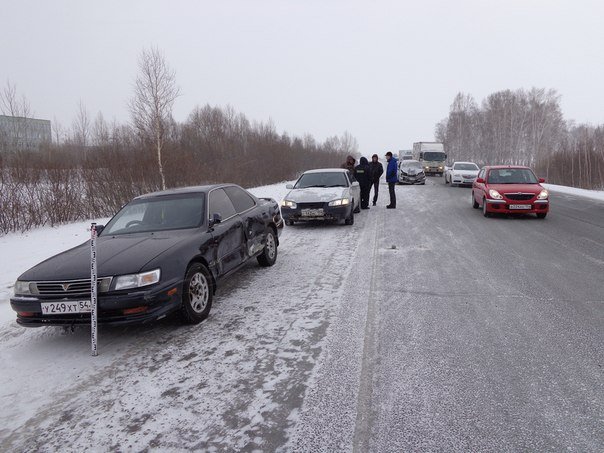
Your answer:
1,179 -> 602,451
543,183 -> 604,201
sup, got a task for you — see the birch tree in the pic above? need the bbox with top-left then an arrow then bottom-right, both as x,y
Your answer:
129,48 -> 180,190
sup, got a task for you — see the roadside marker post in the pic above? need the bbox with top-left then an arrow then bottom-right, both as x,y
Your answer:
90,223 -> 98,356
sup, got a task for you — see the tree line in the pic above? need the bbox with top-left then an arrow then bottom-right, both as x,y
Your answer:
0,50 -> 356,234
435,88 -> 604,190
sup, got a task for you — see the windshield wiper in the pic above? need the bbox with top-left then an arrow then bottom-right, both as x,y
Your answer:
304,185 -> 328,188
325,184 -> 345,187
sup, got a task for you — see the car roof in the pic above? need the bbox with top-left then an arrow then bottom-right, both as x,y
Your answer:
134,183 -> 243,200
303,168 -> 349,174
453,161 -> 478,165
401,159 -> 420,163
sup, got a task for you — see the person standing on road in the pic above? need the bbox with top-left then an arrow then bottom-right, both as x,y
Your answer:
385,151 -> 398,209
354,156 -> 372,209
369,154 -> 384,206
341,155 -> 356,173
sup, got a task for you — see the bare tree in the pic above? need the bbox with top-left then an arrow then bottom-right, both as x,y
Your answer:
72,100 -> 90,148
129,47 -> 180,190
0,80 -> 33,151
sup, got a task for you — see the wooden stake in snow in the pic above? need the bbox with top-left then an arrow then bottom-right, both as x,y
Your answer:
90,223 -> 98,356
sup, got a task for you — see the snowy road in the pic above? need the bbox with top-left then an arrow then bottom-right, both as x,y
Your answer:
1,180 -> 603,451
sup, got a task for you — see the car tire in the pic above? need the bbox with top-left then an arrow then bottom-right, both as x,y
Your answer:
285,219 -> 294,226
482,198 -> 491,217
472,191 -> 479,209
180,263 -> 213,324
536,213 -> 547,219
345,209 -> 354,225
257,229 -> 278,267
421,182 -> 426,185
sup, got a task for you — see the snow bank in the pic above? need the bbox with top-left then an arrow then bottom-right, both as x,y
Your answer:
544,183 -> 604,202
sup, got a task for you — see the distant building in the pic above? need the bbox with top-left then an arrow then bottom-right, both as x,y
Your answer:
0,115 -> 51,151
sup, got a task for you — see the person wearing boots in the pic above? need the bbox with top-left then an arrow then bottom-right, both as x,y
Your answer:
354,156 -> 372,209
369,154 -> 383,206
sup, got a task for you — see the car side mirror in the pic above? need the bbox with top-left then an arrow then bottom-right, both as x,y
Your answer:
209,213 -> 222,227
352,181 -> 360,187
286,184 -> 294,189
476,178 -> 485,184
95,225 -> 105,235
538,178 -> 546,183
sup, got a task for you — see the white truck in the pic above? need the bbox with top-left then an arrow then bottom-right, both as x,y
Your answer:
413,142 -> 447,176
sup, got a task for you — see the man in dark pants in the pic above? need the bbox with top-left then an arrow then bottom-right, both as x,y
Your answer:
369,154 -> 383,206
385,151 -> 398,209
354,157 -> 372,209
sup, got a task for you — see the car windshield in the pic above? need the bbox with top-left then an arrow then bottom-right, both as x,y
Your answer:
403,161 -> 422,169
487,168 -> 539,184
102,193 -> 205,235
295,172 -> 348,188
454,163 -> 479,171
423,152 -> 446,162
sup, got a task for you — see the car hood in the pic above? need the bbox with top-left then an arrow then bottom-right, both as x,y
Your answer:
19,231 -> 194,281
400,166 -> 424,174
285,187 -> 349,203
488,183 -> 543,194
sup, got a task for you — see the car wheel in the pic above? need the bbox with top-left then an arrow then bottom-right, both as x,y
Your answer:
472,191 -> 479,209
257,229 -> 278,267
420,182 -> 425,185
345,209 -> 354,225
285,219 -> 294,226
482,198 -> 491,217
180,263 -> 213,324
536,213 -> 547,219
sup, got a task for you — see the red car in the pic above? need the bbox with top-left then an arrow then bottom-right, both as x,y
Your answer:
471,165 -> 549,219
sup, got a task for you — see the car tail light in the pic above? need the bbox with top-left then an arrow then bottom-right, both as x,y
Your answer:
122,306 -> 148,315
17,311 -> 35,317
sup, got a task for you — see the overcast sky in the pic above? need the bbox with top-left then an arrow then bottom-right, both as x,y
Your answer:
2,0 -> 603,153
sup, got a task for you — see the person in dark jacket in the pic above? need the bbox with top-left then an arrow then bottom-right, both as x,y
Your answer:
368,154 -> 384,206
341,155 -> 356,173
354,157 -> 372,209
385,151 -> 398,209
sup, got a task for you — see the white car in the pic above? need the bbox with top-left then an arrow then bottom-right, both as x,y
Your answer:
280,168 -> 360,226
445,161 -> 480,186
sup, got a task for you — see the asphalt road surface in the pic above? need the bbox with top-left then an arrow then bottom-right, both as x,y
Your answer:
290,178 -> 604,452
1,178 -> 602,451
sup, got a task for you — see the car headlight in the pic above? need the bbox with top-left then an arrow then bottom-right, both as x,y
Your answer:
488,189 -> 503,200
537,189 -> 549,200
14,280 -> 33,295
281,200 -> 297,209
425,166 -> 429,170
439,166 -> 443,170
328,198 -> 350,206
114,269 -> 161,291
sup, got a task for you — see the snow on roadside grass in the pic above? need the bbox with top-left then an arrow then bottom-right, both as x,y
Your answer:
543,183 -> 604,202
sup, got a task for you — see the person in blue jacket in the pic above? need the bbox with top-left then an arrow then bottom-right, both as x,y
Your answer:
385,151 -> 398,209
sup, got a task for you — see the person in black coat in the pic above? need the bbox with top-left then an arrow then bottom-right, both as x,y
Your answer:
354,156 -> 372,209
368,154 -> 384,206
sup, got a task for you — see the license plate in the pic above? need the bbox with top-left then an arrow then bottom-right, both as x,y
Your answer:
509,204 -> 531,210
41,300 -> 91,315
301,208 -> 324,217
